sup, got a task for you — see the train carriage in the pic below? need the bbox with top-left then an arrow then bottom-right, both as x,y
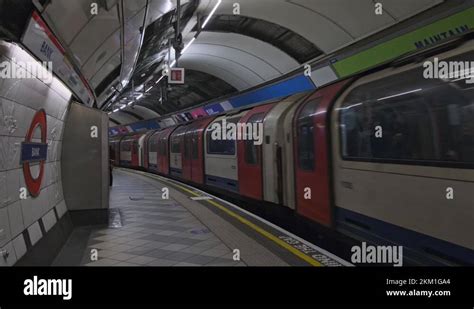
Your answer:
331,40 -> 474,264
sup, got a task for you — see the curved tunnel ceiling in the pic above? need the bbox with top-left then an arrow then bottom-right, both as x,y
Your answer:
23,0 -> 445,125
106,0 -> 444,125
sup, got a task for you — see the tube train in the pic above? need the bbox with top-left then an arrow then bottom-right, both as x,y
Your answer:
110,39 -> 474,265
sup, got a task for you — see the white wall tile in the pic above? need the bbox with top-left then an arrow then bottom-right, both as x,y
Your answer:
0,171 -> 7,207
56,200 -> 67,219
10,103 -> 35,138
0,97 -> 17,136
0,207 -> 12,247
6,136 -> 22,170
42,209 -> 57,233
0,136 -> 8,171
12,234 -> 26,260
7,201 -> 23,237
27,221 -> 42,246
6,168 -> 20,205
0,241 -> 17,266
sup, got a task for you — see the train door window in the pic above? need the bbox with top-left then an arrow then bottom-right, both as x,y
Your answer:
338,50 -> 474,167
122,139 -> 131,152
192,131 -> 199,160
150,136 -> 158,153
244,113 -> 264,165
184,131 -> 192,160
171,137 -> 180,153
297,99 -> 320,171
159,138 -> 167,156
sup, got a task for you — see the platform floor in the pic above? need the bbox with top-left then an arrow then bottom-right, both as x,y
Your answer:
54,168 -> 350,267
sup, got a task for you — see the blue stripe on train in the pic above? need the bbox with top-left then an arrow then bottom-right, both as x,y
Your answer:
205,175 -> 239,193
335,207 -> 474,265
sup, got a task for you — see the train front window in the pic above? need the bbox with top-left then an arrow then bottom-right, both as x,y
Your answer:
339,51 -> 474,167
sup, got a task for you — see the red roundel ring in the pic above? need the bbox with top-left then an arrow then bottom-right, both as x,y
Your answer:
22,109 -> 47,197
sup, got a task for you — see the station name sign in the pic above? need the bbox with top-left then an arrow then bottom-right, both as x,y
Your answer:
22,11 -> 95,106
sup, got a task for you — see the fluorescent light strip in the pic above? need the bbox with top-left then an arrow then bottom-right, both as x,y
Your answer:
377,89 -> 422,102
181,37 -> 195,54
146,86 -> 153,92
113,108 -> 119,113
156,75 -> 165,84
136,94 -> 144,100
202,0 -> 222,29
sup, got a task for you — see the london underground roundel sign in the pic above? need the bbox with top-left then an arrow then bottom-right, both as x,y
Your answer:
21,109 -> 48,197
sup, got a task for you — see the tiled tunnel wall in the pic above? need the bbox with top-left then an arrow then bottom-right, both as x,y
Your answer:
0,41 -> 70,266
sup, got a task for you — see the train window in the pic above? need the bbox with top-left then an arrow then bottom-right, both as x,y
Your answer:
206,118 -> 238,155
297,99 -> 320,171
339,51 -> 474,167
244,113 -> 264,165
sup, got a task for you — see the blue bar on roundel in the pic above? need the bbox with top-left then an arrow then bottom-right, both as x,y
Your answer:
20,142 -> 48,163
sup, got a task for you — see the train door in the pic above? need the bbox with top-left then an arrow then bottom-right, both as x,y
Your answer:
131,135 -> 140,167
237,104 -> 275,200
262,94 -> 308,207
182,124 -> 193,181
170,126 -> 186,177
294,81 -> 349,226
190,118 -> 215,184
147,131 -> 160,172
138,134 -> 148,168
158,126 -> 176,175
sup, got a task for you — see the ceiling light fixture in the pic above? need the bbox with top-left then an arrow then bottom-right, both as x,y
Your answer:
202,0 -> 222,28
155,75 -> 165,84
181,37 -> 195,55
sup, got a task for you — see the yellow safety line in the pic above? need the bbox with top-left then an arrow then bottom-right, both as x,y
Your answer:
150,174 -> 323,267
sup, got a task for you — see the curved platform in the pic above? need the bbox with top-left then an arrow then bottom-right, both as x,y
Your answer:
53,168 -> 350,267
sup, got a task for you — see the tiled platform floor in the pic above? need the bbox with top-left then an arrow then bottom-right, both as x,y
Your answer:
82,170 -> 245,266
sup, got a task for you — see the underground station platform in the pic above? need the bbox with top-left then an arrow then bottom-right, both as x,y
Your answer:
53,168 -> 350,267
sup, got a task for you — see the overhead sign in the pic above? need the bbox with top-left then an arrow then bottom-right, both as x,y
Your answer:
22,11 -> 95,106
22,109 -> 48,197
168,68 -> 185,84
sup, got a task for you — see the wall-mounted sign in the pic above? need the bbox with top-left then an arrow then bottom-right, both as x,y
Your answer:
168,68 -> 185,84
21,109 -> 48,197
22,11 -> 95,106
